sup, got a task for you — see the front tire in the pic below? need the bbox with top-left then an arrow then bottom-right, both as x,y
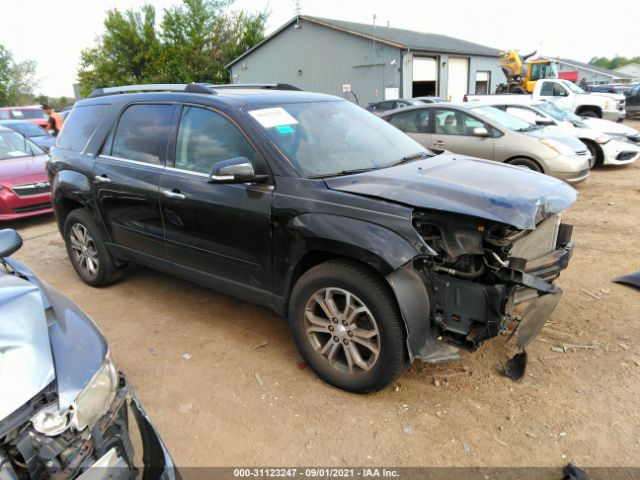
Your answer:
63,209 -> 123,287
506,157 -> 543,172
580,110 -> 599,118
289,260 -> 407,393
583,140 -> 601,167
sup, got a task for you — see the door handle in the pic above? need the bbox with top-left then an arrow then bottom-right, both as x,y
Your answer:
94,174 -> 111,183
433,141 -> 446,147
163,189 -> 186,200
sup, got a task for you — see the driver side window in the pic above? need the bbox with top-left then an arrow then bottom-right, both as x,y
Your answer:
175,107 -> 256,174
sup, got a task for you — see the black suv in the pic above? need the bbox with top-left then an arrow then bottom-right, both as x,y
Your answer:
49,83 -> 577,393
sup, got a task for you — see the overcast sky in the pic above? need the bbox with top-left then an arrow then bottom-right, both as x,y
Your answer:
2,0 -> 638,97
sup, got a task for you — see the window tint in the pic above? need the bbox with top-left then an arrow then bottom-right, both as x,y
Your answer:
111,104 -> 173,164
57,104 -> 109,152
389,110 -> 431,133
540,82 -> 555,96
435,109 -> 484,136
0,111 -> 8,120
175,106 -> 255,174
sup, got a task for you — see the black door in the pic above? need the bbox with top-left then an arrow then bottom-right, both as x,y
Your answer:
94,103 -> 175,260
627,84 -> 640,117
160,105 -> 272,302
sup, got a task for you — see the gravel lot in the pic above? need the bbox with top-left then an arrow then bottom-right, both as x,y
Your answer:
7,120 -> 640,472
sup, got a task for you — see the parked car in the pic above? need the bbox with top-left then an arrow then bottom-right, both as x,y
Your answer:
49,83 -> 578,393
0,106 -> 49,128
0,127 -> 53,221
414,96 -> 447,104
0,120 -> 56,152
481,100 -> 640,166
626,83 -> 640,118
0,228 -> 176,479
588,84 -> 631,95
366,98 -> 424,113
381,103 -> 591,183
466,78 -> 626,122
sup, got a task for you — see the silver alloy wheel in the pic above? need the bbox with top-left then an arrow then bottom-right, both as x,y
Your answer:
304,287 -> 380,374
69,223 -> 99,276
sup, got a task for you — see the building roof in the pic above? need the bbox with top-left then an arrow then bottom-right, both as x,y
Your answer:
226,16 -> 502,68
545,57 -> 634,79
614,63 -> 640,76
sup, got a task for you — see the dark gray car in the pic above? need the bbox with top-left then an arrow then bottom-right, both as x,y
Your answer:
0,120 -> 56,152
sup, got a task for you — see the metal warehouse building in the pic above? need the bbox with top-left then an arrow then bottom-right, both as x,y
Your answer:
227,16 -> 505,105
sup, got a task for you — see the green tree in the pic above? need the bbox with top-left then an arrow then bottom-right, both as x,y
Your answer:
0,44 -> 38,106
0,45 -> 12,105
589,55 -> 640,70
78,0 -> 266,95
78,4 -> 161,95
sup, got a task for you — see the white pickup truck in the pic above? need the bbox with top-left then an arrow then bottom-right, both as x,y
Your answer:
465,79 -> 626,122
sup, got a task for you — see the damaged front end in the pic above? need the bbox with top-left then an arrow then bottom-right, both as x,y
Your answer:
400,210 -> 574,379
0,230 -> 176,480
0,374 -> 175,480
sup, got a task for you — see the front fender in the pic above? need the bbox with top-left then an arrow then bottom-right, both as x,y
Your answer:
289,213 -> 432,272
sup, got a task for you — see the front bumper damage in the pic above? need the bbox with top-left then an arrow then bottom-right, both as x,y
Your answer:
2,374 -> 176,480
388,219 -> 574,381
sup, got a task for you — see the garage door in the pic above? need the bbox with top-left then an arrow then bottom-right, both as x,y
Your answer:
412,57 -> 438,97
447,57 -> 469,102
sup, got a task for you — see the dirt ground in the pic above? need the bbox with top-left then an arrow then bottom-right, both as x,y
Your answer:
7,120 -> 640,470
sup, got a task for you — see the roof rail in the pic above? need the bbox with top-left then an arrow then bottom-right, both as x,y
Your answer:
200,83 -> 303,91
88,83 -> 214,98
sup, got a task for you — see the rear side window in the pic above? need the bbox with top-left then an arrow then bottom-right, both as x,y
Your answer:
57,104 -> 108,152
10,109 -> 47,120
110,104 -> 173,165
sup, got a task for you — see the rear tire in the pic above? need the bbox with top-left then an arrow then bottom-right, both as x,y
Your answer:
506,157 -> 543,172
289,259 -> 407,393
63,209 -> 123,287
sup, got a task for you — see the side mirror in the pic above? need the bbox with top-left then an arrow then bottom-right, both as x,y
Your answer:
535,117 -> 554,126
473,127 -> 490,137
208,157 -> 268,184
0,229 -> 23,258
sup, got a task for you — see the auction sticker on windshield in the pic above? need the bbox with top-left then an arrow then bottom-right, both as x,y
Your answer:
249,107 -> 298,129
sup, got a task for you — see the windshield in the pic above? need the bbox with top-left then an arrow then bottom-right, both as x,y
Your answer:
249,101 -> 430,178
1,122 -> 47,137
470,106 -> 533,131
0,131 -> 44,160
534,102 -> 581,123
562,80 -> 585,95
10,109 -> 48,120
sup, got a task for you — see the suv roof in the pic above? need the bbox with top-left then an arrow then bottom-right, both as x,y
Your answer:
79,83 -> 338,109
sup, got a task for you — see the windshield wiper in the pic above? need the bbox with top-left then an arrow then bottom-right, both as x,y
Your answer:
308,167 -> 381,179
390,151 -> 431,166
516,125 -> 540,132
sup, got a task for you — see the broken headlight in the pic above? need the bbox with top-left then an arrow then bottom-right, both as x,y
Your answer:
72,353 -> 118,431
31,354 -> 118,436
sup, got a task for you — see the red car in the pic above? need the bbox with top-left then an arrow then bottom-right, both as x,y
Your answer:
0,106 -> 49,128
0,126 -> 52,221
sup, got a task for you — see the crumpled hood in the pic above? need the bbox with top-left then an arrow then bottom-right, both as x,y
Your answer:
581,117 -> 640,137
325,154 -> 578,230
0,273 -> 55,420
0,258 -> 107,422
